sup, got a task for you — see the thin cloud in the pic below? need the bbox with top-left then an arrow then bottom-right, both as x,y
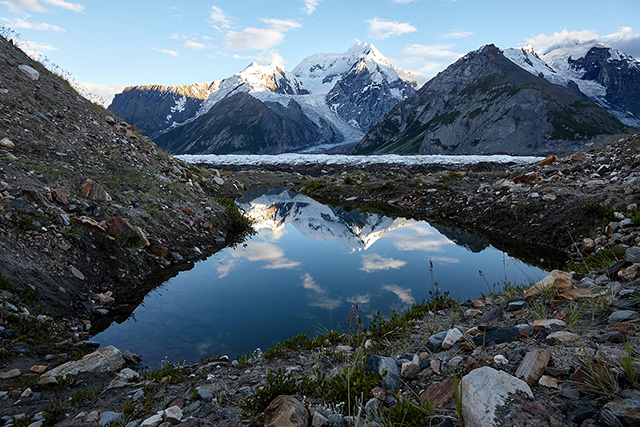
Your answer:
153,47 -> 180,57
382,284 -> 415,305
209,5 -> 232,30
525,27 -> 640,58
8,18 -> 65,32
367,17 -> 416,40
360,253 -> 407,273
224,18 -> 302,51
396,43 -> 462,61
440,29 -> 474,39
393,0 -> 415,3
301,273 -> 324,293
182,40 -> 206,51
303,0 -> 321,14
72,81 -> 125,107
1,0 -> 46,12
301,273 -> 342,310
42,0 -> 83,12
347,294 -> 371,304
233,241 -> 301,270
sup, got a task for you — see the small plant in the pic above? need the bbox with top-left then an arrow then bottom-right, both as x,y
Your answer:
502,281 -> 527,301
215,197 -> 254,232
452,366 -> 464,426
479,270 -> 496,296
526,299 -> 548,320
42,400 -> 65,426
303,177 -> 327,195
574,331 -> 621,399
70,388 -> 99,406
567,246 -> 626,274
381,392 -> 433,426
239,368 -> 299,415
618,341 -> 638,385
565,303 -> 583,328
141,359 -> 189,384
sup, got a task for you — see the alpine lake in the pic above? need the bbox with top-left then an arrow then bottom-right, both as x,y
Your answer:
93,188 -> 555,366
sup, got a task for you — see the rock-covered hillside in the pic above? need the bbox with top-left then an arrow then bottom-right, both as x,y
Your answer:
0,35 -> 249,320
111,43 -> 417,154
353,44 -> 625,155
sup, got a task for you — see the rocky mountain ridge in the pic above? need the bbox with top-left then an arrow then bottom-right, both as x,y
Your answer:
110,42 -> 417,154
354,44 -> 626,155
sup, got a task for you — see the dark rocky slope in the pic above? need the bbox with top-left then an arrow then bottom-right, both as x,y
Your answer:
0,35 -> 249,321
354,45 -> 625,155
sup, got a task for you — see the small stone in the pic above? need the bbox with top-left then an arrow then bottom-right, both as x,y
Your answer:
336,345 -> 352,353
425,331 -> 447,351
312,411 -> 329,426
421,378 -> 454,408
0,368 -> 21,379
595,345 -> 627,366
365,355 -> 400,391
609,310 -> 640,323
262,395 -> 309,427
523,401 -> 546,415
164,405 -> 183,424
100,412 -> 122,426
371,386 -> 386,401
196,387 -> 214,400
442,328 -> 464,349
515,349 -> 551,384
133,389 -> 145,402
0,137 -> 14,149
140,414 -> 163,427
626,247 -> 640,263
538,375 -> 559,388
533,319 -> 566,331
604,398 -> 640,426
546,331 -> 580,345
464,309 -> 482,318
506,298 -> 526,311
472,326 -> 521,347
619,264 -> 640,281
567,405 -> 598,423
105,116 -> 116,125
400,361 -> 420,378
118,367 -> 140,381
603,331 -> 626,343
525,270 -> 574,299
480,307 -> 502,323
493,354 -> 508,365
472,299 -> 485,308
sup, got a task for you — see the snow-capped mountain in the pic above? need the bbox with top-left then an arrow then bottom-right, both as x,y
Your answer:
110,42 -> 417,154
355,44 -> 625,155
237,188 -> 401,251
504,42 -> 640,127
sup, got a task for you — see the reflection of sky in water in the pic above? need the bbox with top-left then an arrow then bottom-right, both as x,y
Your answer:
94,191 -> 546,366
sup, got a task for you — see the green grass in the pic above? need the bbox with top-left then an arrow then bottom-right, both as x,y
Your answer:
567,246 -> 626,274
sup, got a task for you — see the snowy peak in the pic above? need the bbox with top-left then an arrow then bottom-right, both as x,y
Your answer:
292,42 -> 414,94
235,61 -> 308,95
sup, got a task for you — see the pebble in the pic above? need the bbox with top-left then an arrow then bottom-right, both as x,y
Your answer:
609,310 -> 640,323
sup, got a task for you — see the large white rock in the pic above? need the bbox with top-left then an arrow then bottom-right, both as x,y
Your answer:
18,64 -> 40,81
461,366 -> 533,427
39,345 -> 124,384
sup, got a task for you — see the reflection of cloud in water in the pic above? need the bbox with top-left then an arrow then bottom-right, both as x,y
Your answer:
360,253 -> 407,273
216,257 -> 237,278
385,220 -> 454,252
232,241 -> 301,270
382,284 -> 415,305
429,256 -> 460,265
301,273 -> 342,310
347,294 -> 372,304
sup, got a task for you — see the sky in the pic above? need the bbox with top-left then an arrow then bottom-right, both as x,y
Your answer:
1,0 -> 639,104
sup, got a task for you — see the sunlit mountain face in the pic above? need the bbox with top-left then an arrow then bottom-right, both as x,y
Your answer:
237,188 -> 403,251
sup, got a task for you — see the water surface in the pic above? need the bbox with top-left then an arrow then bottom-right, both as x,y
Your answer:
94,189 -> 546,365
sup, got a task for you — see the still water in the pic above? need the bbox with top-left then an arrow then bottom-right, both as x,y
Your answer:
94,188 -> 546,366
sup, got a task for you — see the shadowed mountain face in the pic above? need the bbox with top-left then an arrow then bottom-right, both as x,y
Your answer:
353,45 -> 625,155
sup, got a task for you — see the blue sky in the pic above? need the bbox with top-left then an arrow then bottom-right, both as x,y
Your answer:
1,0 -> 639,102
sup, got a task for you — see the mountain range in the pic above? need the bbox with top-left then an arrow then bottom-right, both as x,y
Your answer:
109,43 -> 416,154
109,41 -> 640,156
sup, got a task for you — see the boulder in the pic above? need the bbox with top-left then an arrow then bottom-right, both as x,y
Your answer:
442,328 -> 464,349
365,355 -> 400,391
79,179 -> 112,202
39,345 -> 124,384
18,64 -> 40,81
461,366 -> 533,427
262,395 -> 309,427
515,349 -> 550,385
421,378 -> 454,408
525,270 -> 574,299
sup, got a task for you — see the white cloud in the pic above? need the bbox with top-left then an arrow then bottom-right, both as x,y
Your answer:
360,253 -> 406,273
182,40 -> 206,51
526,27 -> 640,59
8,18 -> 65,32
428,256 -> 459,265
152,47 -> 180,57
14,39 -> 57,58
233,241 -> 300,270
440,29 -> 474,39
383,221 -> 454,252
396,43 -> 462,61
301,273 -> 342,310
303,0 -> 321,14
224,18 -> 301,51
347,294 -> 371,304
42,0 -> 83,12
367,17 -> 416,40
72,81 -> 125,107
393,0 -> 415,3
1,0 -> 46,12
382,284 -> 414,305
301,273 -> 323,293
209,5 -> 232,29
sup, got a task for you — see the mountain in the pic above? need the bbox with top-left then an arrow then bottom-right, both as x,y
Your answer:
110,42 -> 416,154
541,42 -> 640,127
108,82 -> 218,139
353,44 -> 625,155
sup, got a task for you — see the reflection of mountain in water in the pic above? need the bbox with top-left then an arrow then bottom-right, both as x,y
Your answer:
430,223 -> 490,253
237,189 -> 399,250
